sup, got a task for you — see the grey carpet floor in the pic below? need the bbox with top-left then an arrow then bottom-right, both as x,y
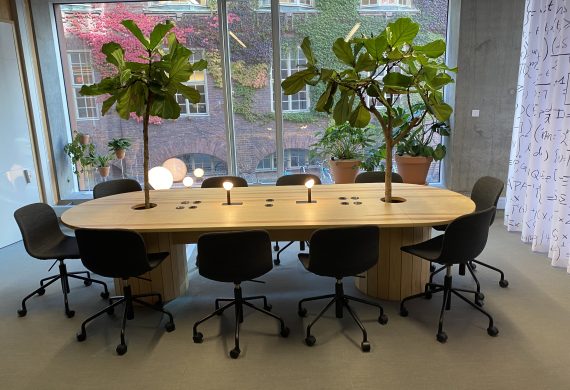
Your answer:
0,218 -> 569,389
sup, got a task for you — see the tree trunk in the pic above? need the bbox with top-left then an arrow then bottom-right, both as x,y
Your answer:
384,138 -> 393,203
143,97 -> 152,209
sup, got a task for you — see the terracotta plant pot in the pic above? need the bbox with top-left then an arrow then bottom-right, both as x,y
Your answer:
329,159 -> 361,184
395,155 -> 433,185
115,149 -> 126,160
98,166 -> 110,178
79,134 -> 90,145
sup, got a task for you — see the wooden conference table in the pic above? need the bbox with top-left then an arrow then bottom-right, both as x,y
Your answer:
62,183 -> 474,302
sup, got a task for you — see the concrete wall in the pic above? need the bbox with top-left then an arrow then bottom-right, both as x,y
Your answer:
448,0 -> 525,194
0,0 -> 13,20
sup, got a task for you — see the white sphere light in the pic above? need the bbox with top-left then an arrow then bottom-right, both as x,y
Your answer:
222,181 -> 234,191
193,168 -> 205,178
148,166 -> 174,190
183,176 -> 194,187
305,179 -> 315,189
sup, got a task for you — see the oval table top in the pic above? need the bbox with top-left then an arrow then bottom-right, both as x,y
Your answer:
62,183 -> 475,235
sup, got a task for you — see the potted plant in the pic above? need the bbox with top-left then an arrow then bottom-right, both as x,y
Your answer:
311,121 -> 375,183
80,19 -> 207,209
94,154 -> 114,178
108,137 -> 131,160
282,17 -> 455,202
79,132 -> 90,145
395,117 -> 450,184
64,131 -> 95,175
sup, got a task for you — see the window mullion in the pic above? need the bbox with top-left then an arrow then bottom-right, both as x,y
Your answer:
271,0 -> 284,178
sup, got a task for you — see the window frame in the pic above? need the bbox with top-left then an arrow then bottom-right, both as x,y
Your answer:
67,50 -> 98,121
176,49 -> 209,117
272,46 -> 310,113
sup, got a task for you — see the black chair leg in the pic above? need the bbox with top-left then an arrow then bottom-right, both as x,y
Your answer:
342,300 -> 370,352
39,274 -> 58,287
17,275 -> 61,317
117,301 -> 130,355
76,297 -> 125,341
242,300 -> 288,335
274,241 -> 294,266
67,273 -> 110,299
68,270 -> 91,279
132,297 -> 175,330
298,293 -> 335,317
230,300 -> 242,359
436,286 -> 451,343
345,294 -> 388,324
429,265 -> 445,286
305,296 -> 337,347
450,290 -> 498,337
243,295 -> 271,311
193,300 -> 236,344
471,259 -> 509,287
58,266 -> 74,318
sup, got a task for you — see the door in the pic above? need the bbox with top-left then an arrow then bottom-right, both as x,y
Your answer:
0,21 -> 41,248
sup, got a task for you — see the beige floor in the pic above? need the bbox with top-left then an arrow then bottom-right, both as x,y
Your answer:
0,217 -> 569,389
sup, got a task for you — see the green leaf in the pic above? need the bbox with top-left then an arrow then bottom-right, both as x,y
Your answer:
349,104 -> 371,128
300,37 -> 316,66
320,68 -> 335,82
149,21 -> 174,50
425,73 -> 453,90
332,38 -> 355,66
192,59 -> 208,72
354,52 -> 377,73
150,94 -> 180,119
386,18 -> 419,47
101,95 -> 117,116
364,35 -> 388,61
430,102 -> 453,122
101,42 -> 125,69
315,81 -> 336,113
121,20 -> 150,49
433,144 -> 447,161
333,92 -> 351,124
282,69 -> 315,95
414,40 -> 446,58
177,83 -> 201,104
383,72 -> 413,89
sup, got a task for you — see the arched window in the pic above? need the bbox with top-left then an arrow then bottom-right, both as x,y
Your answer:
256,148 -> 317,172
177,153 -> 228,176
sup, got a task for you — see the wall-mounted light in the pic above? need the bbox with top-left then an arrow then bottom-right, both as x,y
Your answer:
148,166 -> 173,190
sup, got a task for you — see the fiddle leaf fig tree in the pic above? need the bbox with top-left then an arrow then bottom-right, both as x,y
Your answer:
282,18 -> 455,202
80,20 -> 207,209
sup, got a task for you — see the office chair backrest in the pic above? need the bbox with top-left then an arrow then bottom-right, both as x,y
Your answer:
93,179 -> 142,199
355,171 -> 403,183
14,203 -> 66,259
276,173 -> 321,186
201,176 -> 248,188
438,207 -> 495,265
75,229 -> 153,279
197,230 -> 272,283
307,226 -> 380,278
471,176 -> 504,225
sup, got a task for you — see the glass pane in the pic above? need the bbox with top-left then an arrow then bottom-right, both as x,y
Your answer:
58,1 -> 228,190
279,0 -> 449,184
227,0 -> 276,184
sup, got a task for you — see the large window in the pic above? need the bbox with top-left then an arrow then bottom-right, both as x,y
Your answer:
50,0 -> 449,194
68,51 -> 97,120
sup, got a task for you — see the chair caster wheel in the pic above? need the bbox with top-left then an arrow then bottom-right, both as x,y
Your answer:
436,331 -> 448,343
193,332 -> 203,343
280,326 -> 290,338
305,335 -> 316,347
66,310 -> 75,318
100,291 -> 110,299
476,292 -> 485,301
106,306 -> 114,315
37,288 -> 46,296
273,244 -> 280,251
165,322 -> 175,332
116,344 -> 127,356
430,264 -> 436,272
154,301 -> 164,310
399,307 -> 408,317
83,280 -> 92,286
470,262 -> 477,270
229,348 -> 240,359
264,303 -> 272,311
487,326 -> 499,337
76,332 -> 86,342
298,307 -> 307,317
17,309 -> 27,317
475,299 -> 484,307
273,259 -> 280,266
424,291 -> 432,300
499,279 -> 509,288
378,314 -> 388,325
361,341 -> 371,352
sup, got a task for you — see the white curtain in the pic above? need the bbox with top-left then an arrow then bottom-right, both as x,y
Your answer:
506,0 -> 570,272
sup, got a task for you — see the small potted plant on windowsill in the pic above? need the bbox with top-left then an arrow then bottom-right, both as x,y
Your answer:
394,116 -> 450,184
94,154 -> 114,178
311,121 -> 375,183
108,137 -> 131,160
64,131 -> 95,175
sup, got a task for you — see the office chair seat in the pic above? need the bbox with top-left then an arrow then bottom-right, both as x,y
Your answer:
400,235 -> 443,262
93,179 -> 142,199
201,176 -> 248,188
13,203 -> 109,318
354,171 -> 403,183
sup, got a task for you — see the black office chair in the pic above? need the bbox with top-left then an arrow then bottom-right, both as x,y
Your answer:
399,207 -> 499,343
201,175 -> 248,188
93,178 -> 142,199
431,176 -> 505,305
192,230 -> 289,359
13,203 -> 109,318
273,173 -> 321,266
75,229 -> 175,356
355,171 -> 403,183
297,226 -> 388,352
